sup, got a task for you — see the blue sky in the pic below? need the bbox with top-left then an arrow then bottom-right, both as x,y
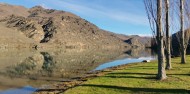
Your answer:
0,0 -> 151,36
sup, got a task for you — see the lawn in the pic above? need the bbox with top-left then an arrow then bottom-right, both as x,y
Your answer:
64,56 -> 190,94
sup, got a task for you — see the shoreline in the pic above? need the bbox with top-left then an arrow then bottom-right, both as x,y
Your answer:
35,61 -> 146,94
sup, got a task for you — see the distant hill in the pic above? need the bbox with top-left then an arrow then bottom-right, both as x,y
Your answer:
114,34 -> 152,48
0,3 -> 150,49
171,29 -> 190,55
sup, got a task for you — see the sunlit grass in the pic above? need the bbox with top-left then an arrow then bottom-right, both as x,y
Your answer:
64,56 -> 190,94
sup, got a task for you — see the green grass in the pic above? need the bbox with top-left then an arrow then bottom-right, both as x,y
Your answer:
64,56 -> 190,94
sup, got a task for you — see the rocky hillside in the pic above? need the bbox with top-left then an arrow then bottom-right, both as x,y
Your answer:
114,34 -> 152,48
0,3 -> 133,49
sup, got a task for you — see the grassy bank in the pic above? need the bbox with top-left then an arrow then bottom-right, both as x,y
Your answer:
64,56 -> 190,94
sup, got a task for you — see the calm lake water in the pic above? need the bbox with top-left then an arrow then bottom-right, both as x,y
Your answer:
0,48 -> 156,94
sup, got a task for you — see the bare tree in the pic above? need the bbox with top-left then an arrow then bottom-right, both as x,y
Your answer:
144,0 -> 167,80
180,0 -> 186,64
156,0 -> 167,80
165,0 -> 172,69
172,0 -> 189,64
184,0 -> 190,49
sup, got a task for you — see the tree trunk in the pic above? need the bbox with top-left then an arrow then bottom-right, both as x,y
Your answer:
181,47 -> 186,63
165,0 -> 172,69
156,0 -> 167,80
180,0 -> 186,64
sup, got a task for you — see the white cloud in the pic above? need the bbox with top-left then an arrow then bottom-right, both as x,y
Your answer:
124,33 -> 152,37
135,34 -> 152,37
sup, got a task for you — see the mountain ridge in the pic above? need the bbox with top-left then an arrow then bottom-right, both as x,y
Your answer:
0,3 -> 150,49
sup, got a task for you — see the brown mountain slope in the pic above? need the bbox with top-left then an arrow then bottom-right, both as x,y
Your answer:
0,4 -> 132,49
0,3 -> 29,19
0,23 -> 34,48
114,34 -> 152,47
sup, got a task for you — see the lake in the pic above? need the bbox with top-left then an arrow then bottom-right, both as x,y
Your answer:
0,48 -> 156,94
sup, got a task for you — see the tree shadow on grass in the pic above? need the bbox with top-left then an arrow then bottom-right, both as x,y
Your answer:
138,68 -> 157,69
124,66 -> 157,70
169,74 -> 190,76
82,84 -> 190,94
108,72 -> 190,76
131,66 -> 156,68
108,72 -> 156,75
106,72 -> 156,79
104,75 -> 156,79
107,72 -> 190,79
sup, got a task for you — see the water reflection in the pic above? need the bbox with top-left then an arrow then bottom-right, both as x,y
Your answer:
124,47 -> 156,58
0,86 -> 37,94
95,57 -> 155,70
5,52 -> 56,79
0,48 -> 155,92
41,52 -> 56,77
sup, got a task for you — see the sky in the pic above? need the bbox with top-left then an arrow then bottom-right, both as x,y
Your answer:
0,0 -> 152,36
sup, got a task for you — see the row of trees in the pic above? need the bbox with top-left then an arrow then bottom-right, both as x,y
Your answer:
144,0 -> 190,80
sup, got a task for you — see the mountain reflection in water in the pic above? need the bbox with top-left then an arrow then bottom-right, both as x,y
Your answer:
0,48 -> 156,92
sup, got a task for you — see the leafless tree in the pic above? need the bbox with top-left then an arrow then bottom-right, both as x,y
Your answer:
172,0 -> 190,64
179,0 -> 190,64
180,0 -> 186,64
165,0 -> 172,69
144,0 -> 167,80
